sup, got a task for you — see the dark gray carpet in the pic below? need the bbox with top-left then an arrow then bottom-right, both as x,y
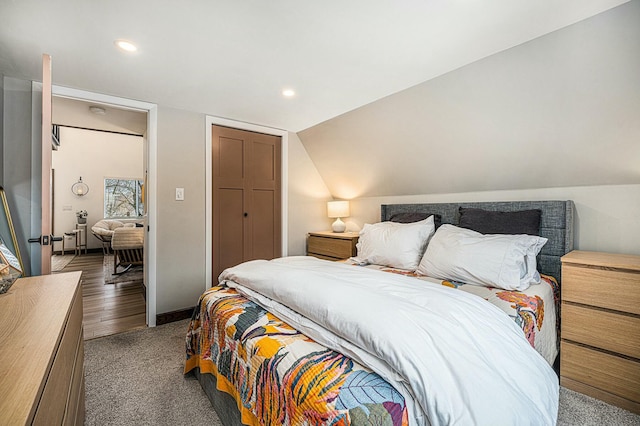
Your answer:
558,387 -> 640,426
84,319 -> 221,426
85,320 -> 640,425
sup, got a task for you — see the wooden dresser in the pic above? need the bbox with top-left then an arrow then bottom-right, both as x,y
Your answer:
560,250 -> 640,414
0,272 -> 85,425
307,231 -> 359,261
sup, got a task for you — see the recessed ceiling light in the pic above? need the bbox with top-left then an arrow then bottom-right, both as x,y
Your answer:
89,106 -> 106,115
115,39 -> 137,52
282,89 -> 296,98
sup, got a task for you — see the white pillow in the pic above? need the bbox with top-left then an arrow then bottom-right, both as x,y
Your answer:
416,224 -> 547,291
353,216 -> 436,270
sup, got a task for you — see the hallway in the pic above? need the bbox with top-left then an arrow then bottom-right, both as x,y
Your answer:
57,253 -> 146,339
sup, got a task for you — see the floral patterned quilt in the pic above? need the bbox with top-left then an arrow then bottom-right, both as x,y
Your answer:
185,265 -> 558,425
185,286 -> 409,426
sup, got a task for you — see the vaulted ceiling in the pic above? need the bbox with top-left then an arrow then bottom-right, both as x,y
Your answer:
0,0 -> 629,132
298,1 -> 640,198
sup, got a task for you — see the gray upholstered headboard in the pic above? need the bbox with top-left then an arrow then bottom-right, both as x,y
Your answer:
381,201 -> 575,283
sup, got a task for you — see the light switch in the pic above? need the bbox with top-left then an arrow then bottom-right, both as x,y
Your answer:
62,205 -> 72,211
175,187 -> 185,201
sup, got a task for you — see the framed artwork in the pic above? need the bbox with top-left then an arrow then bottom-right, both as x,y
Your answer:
0,240 -> 22,294
0,186 -> 24,277
0,241 -> 21,274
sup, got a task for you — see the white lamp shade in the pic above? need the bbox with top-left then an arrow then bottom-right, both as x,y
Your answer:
328,200 -> 350,233
327,201 -> 350,218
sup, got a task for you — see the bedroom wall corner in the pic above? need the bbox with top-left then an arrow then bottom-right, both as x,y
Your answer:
287,132 -> 332,255
347,184 -> 640,257
156,106 -> 206,315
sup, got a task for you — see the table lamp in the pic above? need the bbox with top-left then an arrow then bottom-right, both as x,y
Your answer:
327,200 -> 350,233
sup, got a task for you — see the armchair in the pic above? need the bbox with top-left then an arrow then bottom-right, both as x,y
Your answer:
91,220 -> 126,254
111,226 -> 144,274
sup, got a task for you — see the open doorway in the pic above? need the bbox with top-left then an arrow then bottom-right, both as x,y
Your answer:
50,95 -> 150,339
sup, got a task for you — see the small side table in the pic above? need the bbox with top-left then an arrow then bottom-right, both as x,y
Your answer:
62,232 -> 76,255
75,223 -> 88,255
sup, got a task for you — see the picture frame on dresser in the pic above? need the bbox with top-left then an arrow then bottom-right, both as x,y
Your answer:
0,186 -> 25,294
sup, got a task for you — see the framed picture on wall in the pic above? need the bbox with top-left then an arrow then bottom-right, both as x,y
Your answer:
0,241 -> 22,274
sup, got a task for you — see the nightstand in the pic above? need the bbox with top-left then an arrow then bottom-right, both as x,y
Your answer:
560,250 -> 640,414
307,231 -> 359,261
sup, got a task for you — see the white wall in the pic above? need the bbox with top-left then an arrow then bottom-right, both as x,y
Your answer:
154,110 -> 331,315
298,2 -> 640,199
286,132 -> 332,255
51,127 -> 143,252
155,106 -> 206,315
294,2 -> 640,259
345,184 -> 640,256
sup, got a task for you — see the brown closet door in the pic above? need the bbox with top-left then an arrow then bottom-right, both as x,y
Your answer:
212,125 -> 281,280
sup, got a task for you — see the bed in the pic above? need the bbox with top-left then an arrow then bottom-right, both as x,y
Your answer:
185,200 -> 575,425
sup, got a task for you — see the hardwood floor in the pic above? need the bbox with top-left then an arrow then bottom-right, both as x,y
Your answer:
56,253 -> 146,340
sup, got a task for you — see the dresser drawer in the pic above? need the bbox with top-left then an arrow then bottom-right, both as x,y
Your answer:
308,252 -> 342,261
561,341 -> 640,403
307,233 -> 358,260
308,237 -> 353,259
563,264 -> 640,315
33,285 -> 83,425
562,303 -> 640,358
63,333 -> 84,426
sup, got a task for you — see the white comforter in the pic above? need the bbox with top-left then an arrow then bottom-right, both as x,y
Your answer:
220,256 -> 559,426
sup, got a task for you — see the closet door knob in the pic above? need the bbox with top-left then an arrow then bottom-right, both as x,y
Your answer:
244,212 -> 248,217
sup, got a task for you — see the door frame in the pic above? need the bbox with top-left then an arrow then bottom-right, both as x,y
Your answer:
52,85 -> 159,327
205,116 -> 288,289
41,54 -> 53,275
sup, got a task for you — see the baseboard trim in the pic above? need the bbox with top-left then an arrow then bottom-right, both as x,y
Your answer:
156,307 -> 194,325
